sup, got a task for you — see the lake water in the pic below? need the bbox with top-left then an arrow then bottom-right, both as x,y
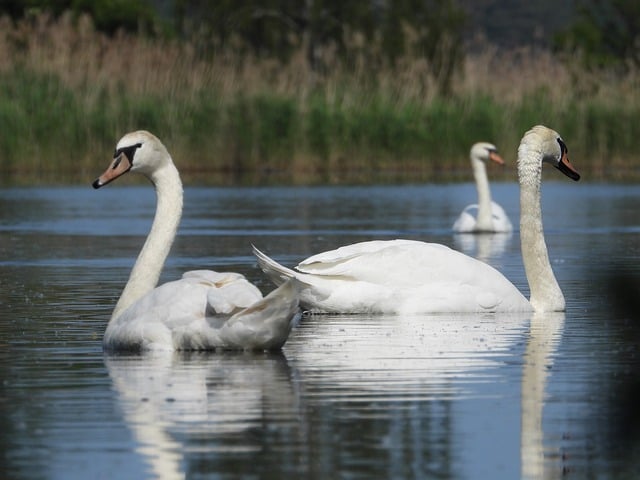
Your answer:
1,181 -> 639,479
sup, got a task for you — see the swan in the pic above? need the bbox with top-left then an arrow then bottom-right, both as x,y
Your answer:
254,125 -> 580,314
452,142 -> 513,233
92,130 -> 301,352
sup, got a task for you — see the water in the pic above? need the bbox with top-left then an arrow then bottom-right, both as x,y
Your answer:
1,181 -> 639,479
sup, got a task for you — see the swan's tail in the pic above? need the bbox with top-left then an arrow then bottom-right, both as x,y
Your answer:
252,245 -> 297,287
221,279 -> 303,350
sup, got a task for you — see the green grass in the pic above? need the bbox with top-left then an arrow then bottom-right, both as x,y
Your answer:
1,72 -> 639,184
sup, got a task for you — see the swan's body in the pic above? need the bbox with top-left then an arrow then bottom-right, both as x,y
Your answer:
254,240 -> 530,313
255,125 -> 579,314
453,202 -> 512,233
453,142 -> 513,233
93,131 -> 301,352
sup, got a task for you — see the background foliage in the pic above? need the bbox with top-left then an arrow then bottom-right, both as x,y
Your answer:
553,0 -> 640,69
0,1 -> 638,183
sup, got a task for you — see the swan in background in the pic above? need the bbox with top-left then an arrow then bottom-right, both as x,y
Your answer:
254,125 -> 580,314
452,142 -> 513,233
93,131 -> 301,352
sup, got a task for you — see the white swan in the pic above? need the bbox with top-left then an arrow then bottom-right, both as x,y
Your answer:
254,125 -> 580,314
452,142 -> 513,233
93,130 -> 301,351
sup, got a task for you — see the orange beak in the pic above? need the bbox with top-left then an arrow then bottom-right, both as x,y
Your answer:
488,151 -> 505,166
92,153 -> 132,189
557,150 -> 580,181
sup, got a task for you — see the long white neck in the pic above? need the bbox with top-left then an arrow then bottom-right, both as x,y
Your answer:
518,142 -> 565,311
471,155 -> 493,231
111,163 -> 183,321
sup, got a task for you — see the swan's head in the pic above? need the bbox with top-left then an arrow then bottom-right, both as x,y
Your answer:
470,142 -> 504,165
518,125 -> 580,181
92,131 -> 171,188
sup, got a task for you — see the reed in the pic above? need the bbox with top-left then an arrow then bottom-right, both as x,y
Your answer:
0,13 -> 638,184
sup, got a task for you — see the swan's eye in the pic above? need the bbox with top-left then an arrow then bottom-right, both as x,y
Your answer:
113,142 -> 143,163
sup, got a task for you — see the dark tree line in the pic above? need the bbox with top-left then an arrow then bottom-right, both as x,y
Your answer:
2,0 -> 639,85
173,0 -> 467,93
0,0 -> 157,33
0,0 -> 468,94
554,0 -> 640,70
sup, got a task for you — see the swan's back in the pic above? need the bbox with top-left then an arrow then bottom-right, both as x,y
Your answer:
291,240 -> 530,313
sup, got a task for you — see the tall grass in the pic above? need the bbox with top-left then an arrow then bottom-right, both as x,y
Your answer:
0,13 -> 639,184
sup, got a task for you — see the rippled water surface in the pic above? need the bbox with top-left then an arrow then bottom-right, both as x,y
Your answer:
1,182 -> 639,479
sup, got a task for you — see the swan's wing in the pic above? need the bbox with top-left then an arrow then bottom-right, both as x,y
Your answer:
452,204 -> 478,232
182,269 -> 246,285
490,201 -> 513,232
298,241 -> 495,289
218,280 -> 302,350
310,242 -> 486,285
207,280 -> 263,315
460,204 -> 479,215
297,239 -> 422,275
253,245 -> 296,286
181,269 -> 263,313
297,239 -> 452,281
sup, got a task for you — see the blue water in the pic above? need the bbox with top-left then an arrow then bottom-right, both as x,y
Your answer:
1,182 -> 639,479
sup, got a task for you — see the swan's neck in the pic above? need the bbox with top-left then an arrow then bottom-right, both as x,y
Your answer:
111,163 -> 183,321
471,157 -> 493,231
518,146 -> 565,311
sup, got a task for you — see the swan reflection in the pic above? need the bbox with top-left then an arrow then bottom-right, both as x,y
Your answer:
286,312 -> 564,476
453,231 -> 513,262
105,351 -> 300,479
286,313 -> 530,397
521,311 -> 565,479
106,312 -> 565,478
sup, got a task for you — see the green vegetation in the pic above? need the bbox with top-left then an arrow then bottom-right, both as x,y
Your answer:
0,9 -> 639,183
